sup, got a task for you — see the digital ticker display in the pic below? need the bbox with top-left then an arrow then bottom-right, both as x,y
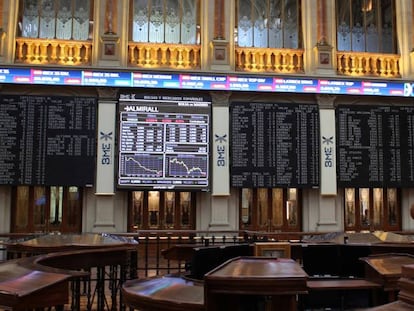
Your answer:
0,67 -> 413,97
118,94 -> 211,190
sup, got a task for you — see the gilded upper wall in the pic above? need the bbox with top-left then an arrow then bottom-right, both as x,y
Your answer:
0,0 -> 412,80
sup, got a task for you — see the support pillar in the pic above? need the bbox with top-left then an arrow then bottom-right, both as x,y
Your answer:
93,88 -> 118,232
316,95 -> 338,231
209,91 -> 232,229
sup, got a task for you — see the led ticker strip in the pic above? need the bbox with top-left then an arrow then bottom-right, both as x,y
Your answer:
1,67 -> 413,97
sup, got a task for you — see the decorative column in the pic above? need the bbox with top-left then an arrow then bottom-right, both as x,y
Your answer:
211,0 -> 230,69
316,95 -> 338,231
0,0 -> 5,58
209,91 -> 232,229
412,0 -> 414,50
100,0 -> 120,63
314,0 -> 334,71
214,0 -> 225,39
93,88 -> 118,232
317,0 -> 327,44
105,0 -> 117,34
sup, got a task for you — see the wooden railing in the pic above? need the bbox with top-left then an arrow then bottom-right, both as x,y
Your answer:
128,42 -> 201,69
15,38 -> 92,65
336,51 -> 400,78
235,47 -> 304,73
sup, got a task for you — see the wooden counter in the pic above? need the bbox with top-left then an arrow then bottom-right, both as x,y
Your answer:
204,257 -> 308,311
360,253 -> 414,300
0,258 -> 71,311
0,245 -> 136,311
364,264 -> 414,310
122,275 -> 205,311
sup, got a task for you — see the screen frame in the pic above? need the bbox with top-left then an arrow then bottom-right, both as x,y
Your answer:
117,93 -> 212,191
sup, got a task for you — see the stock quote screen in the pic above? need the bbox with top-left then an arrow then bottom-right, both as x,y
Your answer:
230,102 -> 320,188
0,94 -> 96,186
118,94 -> 211,190
337,104 -> 414,187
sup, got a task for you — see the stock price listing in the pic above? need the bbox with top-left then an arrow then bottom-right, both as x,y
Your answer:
118,95 -> 211,190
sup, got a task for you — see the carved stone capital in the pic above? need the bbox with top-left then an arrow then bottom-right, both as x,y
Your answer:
316,94 -> 336,109
210,91 -> 231,107
97,87 -> 119,101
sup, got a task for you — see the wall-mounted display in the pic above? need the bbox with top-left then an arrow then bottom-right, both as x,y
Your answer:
337,105 -> 414,187
230,102 -> 320,188
0,95 -> 96,186
118,94 -> 211,190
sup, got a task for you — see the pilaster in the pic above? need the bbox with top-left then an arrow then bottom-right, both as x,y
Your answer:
93,87 -> 118,232
316,95 -> 338,229
209,91 -> 231,228
314,0 -> 335,75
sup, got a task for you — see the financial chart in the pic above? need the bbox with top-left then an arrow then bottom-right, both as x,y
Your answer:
118,94 -> 210,189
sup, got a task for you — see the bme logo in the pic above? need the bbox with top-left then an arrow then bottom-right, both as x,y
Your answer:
322,135 -> 334,168
215,134 -> 227,167
100,132 -> 113,165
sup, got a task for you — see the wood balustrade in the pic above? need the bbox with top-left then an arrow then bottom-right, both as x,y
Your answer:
235,47 -> 304,73
337,51 -> 400,78
128,42 -> 201,69
15,38 -> 92,66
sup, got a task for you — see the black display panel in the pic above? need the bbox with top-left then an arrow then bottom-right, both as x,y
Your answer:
230,102 -> 320,188
337,105 -> 414,187
0,95 -> 96,186
118,94 -> 211,190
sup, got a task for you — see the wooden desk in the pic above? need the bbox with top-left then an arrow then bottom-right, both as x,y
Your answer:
204,256 -> 308,311
367,301 -> 414,310
122,276 -> 204,311
361,254 -> 414,302
307,278 -> 382,291
5,233 -> 137,257
0,245 -> 136,311
306,278 -> 382,310
363,263 -> 414,310
0,258 -> 71,311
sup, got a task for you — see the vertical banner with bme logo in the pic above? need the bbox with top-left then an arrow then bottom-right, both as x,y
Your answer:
320,109 -> 337,195
96,101 -> 116,194
212,106 -> 230,195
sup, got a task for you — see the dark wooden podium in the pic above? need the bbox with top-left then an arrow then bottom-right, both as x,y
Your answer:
365,263 -> 414,310
204,257 -> 308,311
360,253 -> 414,302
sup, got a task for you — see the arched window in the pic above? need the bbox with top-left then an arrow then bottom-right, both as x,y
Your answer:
18,0 -> 93,40
336,0 -> 396,53
131,0 -> 200,44
235,0 -> 302,49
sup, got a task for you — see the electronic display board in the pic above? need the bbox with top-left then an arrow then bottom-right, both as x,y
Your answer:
118,94 -> 211,190
230,102 -> 320,188
0,67 -> 412,97
0,95 -> 96,186
337,105 -> 414,187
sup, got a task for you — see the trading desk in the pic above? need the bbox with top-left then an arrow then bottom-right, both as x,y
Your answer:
0,258 -> 71,311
